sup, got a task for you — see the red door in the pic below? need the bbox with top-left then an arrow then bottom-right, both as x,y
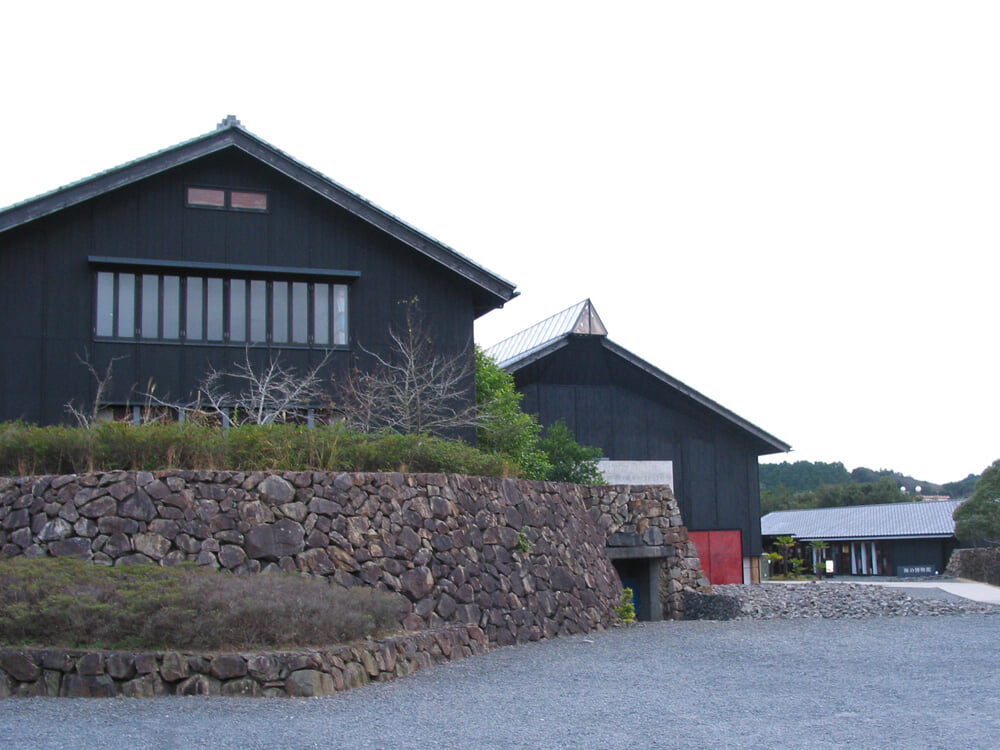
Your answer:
689,530 -> 743,585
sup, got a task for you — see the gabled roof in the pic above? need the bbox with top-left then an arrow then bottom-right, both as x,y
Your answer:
761,499 -> 965,540
0,115 -> 517,318
484,300 -> 790,454
485,298 -> 607,367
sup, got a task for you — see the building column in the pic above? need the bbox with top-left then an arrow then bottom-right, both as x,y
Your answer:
870,542 -> 879,575
851,543 -> 858,575
861,543 -> 869,575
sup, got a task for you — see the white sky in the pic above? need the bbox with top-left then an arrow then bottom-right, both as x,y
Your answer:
3,2 -> 997,484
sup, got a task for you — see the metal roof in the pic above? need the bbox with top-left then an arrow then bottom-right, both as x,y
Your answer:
485,299 -> 606,367
483,299 -> 790,455
760,499 -> 966,540
0,115 -> 517,318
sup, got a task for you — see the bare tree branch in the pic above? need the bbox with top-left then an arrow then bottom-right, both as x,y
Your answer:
335,302 -> 478,436
141,348 -> 334,426
64,350 -> 130,426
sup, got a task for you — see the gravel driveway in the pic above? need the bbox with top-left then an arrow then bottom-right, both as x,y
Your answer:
3,610 -> 999,749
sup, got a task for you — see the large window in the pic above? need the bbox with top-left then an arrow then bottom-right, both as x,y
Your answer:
95,271 -> 348,346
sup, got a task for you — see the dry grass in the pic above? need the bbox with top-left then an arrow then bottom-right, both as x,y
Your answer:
0,558 -> 408,651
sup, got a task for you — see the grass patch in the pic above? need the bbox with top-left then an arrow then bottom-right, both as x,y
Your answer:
0,421 -> 514,477
0,558 -> 408,651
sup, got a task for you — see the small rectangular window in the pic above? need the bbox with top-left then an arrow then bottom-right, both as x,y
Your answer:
229,279 -> 247,341
333,284 -> 348,346
230,191 -> 268,211
95,272 -> 115,337
187,187 -> 226,207
272,281 -> 288,343
186,277 -> 203,340
117,273 -> 135,338
314,283 -> 330,345
162,276 -> 180,339
291,282 -> 309,343
206,278 -> 224,341
249,280 -> 267,343
141,275 -> 159,339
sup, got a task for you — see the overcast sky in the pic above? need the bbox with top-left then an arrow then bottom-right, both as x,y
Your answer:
3,2 -> 997,484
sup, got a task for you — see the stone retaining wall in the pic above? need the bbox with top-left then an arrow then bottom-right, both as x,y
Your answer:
1,470 -> 709,698
0,624 -> 488,698
581,485 -> 710,617
947,547 -> 1000,586
0,471 -> 637,645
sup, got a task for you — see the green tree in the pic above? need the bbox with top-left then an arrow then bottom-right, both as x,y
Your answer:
537,419 -> 604,484
474,347 -> 551,479
774,535 -> 797,577
953,459 -> 1000,546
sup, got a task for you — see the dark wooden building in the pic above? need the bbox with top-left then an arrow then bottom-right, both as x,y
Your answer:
485,300 -> 790,583
0,117 -> 517,425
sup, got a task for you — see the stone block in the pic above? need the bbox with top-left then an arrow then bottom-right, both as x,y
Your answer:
0,651 -> 40,682
210,654 -> 248,680
121,673 -> 168,698
160,652 -> 189,682
221,677 -> 262,697
176,673 -> 222,696
245,519 -> 305,560
283,669 -> 333,697
61,673 -> 117,697
258,475 -> 296,505
49,537 -> 92,558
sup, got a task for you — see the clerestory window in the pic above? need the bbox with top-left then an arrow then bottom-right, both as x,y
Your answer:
94,271 -> 348,347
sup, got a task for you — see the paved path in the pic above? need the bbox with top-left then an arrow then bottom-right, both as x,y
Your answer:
2,614 -> 999,749
854,579 -> 1000,604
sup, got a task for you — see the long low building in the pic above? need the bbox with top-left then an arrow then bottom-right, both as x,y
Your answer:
761,499 -> 965,576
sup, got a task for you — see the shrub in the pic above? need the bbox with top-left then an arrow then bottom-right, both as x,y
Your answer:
0,421 -> 514,477
0,558 -> 408,650
537,419 -> 604,484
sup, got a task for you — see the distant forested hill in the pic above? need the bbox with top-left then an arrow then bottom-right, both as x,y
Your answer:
759,461 -> 851,493
759,460 -> 981,516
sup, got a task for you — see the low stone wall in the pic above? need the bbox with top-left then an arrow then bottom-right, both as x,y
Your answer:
0,624 -> 488,698
946,547 -> 1000,586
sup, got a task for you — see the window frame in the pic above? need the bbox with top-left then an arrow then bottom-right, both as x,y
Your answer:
91,259 -> 356,350
185,185 -> 270,213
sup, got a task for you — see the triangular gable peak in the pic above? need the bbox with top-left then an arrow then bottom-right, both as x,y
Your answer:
0,116 -> 517,317
485,299 -> 606,367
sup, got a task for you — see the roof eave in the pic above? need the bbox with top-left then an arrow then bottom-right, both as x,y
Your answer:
498,333 -> 790,454
599,338 -> 790,454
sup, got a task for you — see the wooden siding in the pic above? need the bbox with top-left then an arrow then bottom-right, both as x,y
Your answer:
511,336 -> 765,556
0,147 -> 480,428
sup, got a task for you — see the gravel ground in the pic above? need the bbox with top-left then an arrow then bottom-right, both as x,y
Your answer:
685,579 -> 1000,620
2,585 -> 999,749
